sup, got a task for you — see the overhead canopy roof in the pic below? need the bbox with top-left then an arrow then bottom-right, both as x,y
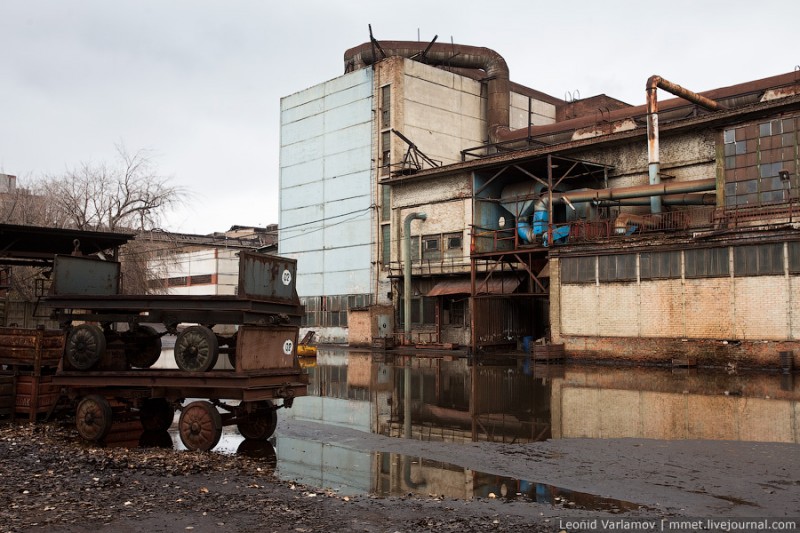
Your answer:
426,276 -> 521,297
0,224 -> 134,266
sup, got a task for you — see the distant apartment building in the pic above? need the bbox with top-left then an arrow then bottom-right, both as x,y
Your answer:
146,225 -> 277,296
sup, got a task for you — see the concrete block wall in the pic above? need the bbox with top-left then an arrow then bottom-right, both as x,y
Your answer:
401,59 -> 485,166
510,92 -> 556,128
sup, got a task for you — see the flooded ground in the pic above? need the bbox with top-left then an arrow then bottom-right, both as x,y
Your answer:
138,346 -> 800,513
288,347 -> 800,445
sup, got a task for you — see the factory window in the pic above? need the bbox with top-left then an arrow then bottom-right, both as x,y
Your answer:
381,184 -> 391,222
399,296 -> 436,326
789,242 -> 800,273
409,235 -> 420,264
443,296 -> 466,326
189,274 -> 212,285
381,85 -> 391,128
722,116 -> 798,207
640,251 -> 681,280
167,276 -> 188,287
445,232 -> 463,251
381,130 -> 391,176
560,256 -> 596,284
299,294 -> 372,327
598,254 -> 636,282
734,243 -> 784,276
381,224 -> 391,265
684,247 -> 729,278
759,119 -> 783,137
422,235 -> 441,262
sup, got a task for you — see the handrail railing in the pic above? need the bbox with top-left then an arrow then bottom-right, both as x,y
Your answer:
468,200 -> 800,253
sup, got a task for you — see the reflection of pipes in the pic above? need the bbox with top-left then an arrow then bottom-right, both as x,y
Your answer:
404,455 -> 427,489
403,212 -> 426,343
404,360 -> 412,439
345,41 -> 510,143
646,75 -> 724,214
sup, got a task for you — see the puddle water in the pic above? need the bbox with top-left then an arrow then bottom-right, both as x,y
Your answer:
292,348 -> 800,444
111,348 -> 799,508
153,424 -> 642,511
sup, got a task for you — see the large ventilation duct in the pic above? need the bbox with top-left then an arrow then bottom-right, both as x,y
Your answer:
344,41 -> 511,143
499,181 -> 548,218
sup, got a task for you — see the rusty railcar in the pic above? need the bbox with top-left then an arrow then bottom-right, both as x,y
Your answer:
39,250 -> 308,451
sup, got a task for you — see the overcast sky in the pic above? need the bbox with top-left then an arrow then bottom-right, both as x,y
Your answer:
2,0 -> 798,235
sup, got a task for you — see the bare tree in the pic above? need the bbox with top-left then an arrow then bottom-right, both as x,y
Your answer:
0,146 -> 186,303
43,144 -> 182,232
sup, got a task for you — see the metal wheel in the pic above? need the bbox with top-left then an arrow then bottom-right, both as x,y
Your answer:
65,324 -> 106,370
75,394 -> 113,442
236,400 -> 278,440
139,398 -> 174,431
174,326 -> 219,372
178,401 -> 222,451
124,325 -> 162,368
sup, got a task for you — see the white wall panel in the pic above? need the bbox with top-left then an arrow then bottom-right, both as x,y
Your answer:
281,181 -> 325,210
281,136 -> 324,167
279,68 -> 373,299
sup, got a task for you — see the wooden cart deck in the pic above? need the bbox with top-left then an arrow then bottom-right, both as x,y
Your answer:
41,294 -> 303,327
53,368 -> 309,402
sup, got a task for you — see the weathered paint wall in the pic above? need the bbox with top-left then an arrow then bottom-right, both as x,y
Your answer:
573,129 -> 717,204
279,69 -> 374,298
553,252 -> 800,367
391,174 -> 472,270
559,271 -> 800,341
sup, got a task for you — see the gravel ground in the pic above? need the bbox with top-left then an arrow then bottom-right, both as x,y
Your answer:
2,418 -> 799,533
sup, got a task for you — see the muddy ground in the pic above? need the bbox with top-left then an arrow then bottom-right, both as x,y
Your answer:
1,417 -> 799,533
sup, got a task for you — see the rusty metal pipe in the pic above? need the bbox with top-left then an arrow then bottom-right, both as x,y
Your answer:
646,75 -> 724,215
345,41 -> 510,143
557,178 -> 716,204
593,193 -> 716,207
403,212 -> 426,343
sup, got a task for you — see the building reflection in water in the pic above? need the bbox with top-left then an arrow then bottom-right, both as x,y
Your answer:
288,347 -> 800,445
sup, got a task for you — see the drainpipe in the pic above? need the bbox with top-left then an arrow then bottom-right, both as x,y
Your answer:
646,76 -> 725,214
403,212 -> 426,344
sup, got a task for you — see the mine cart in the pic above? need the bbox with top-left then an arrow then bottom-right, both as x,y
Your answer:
41,250 -> 309,451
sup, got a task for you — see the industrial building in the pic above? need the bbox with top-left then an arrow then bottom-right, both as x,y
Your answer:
279,37 -> 800,368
